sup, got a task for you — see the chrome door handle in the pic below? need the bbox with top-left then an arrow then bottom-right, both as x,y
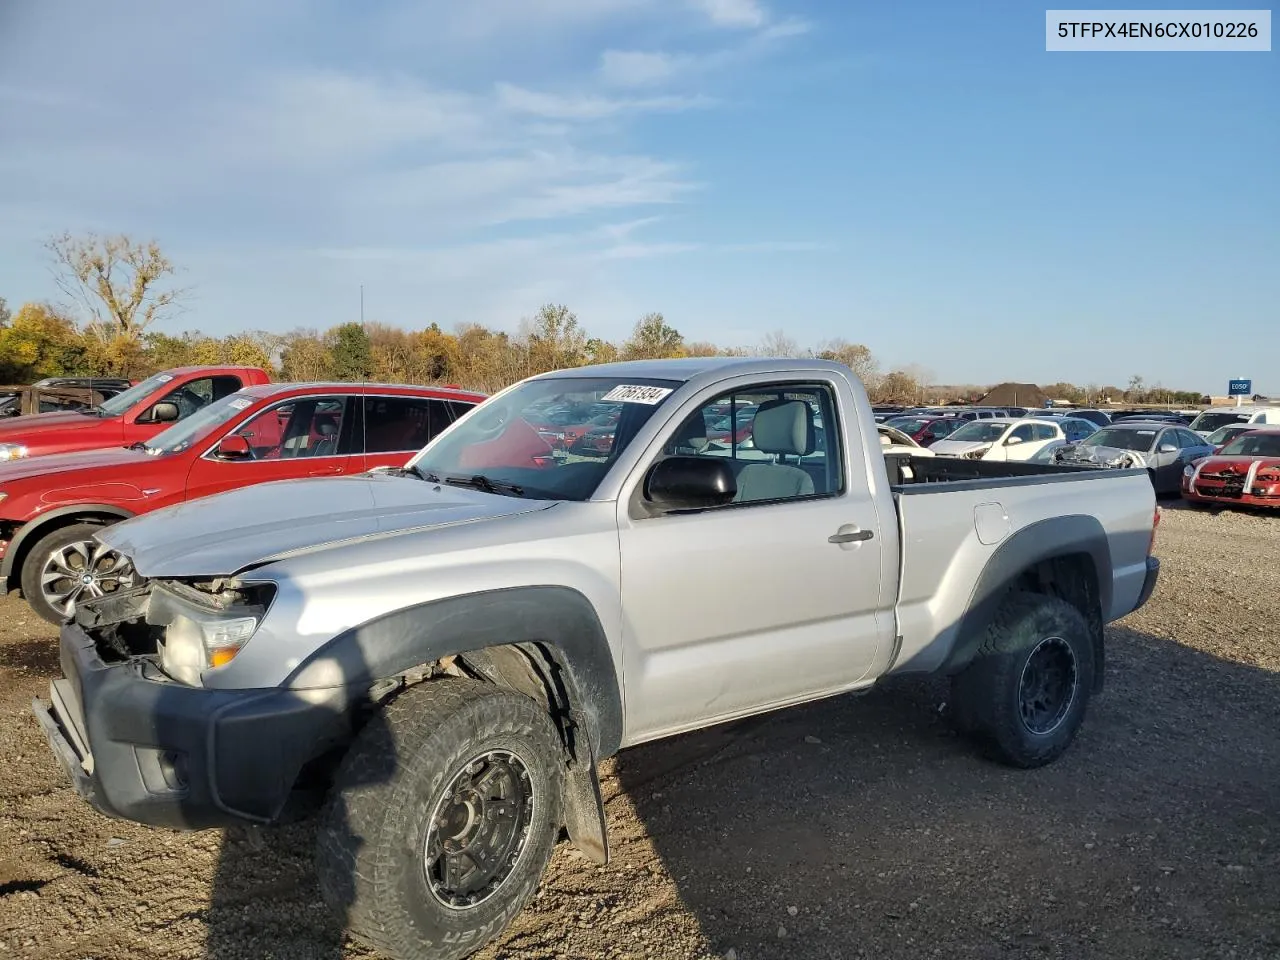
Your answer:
829,529 -> 874,543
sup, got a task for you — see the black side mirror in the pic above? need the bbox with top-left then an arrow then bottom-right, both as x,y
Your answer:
645,456 -> 736,511
150,401 -> 180,423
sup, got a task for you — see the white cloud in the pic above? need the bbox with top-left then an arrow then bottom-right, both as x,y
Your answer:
598,50 -> 687,87
690,0 -> 768,29
494,82 -> 712,120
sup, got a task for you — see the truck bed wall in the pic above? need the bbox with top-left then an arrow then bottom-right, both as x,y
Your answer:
885,456 -> 1156,677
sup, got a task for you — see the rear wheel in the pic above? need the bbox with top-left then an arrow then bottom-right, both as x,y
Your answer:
20,522 -> 135,625
950,592 -> 1094,768
316,678 -> 565,960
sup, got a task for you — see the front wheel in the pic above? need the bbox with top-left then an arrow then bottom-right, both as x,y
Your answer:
20,522 -> 136,625
950,592 -> 1094,768
316,678 -> 566,960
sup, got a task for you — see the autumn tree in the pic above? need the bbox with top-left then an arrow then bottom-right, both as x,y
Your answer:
279,329 -> 333,381
585,338 -> 620,365
522,304 -> 587,374
0,302 -> 88,381
621,312 -> 684,360
870,369 -> 923,404
1042,382 -> 1085,404
46,232 -> 188,342
815,338 -> 878,384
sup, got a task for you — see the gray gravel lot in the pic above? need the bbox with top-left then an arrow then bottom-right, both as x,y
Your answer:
0,501 -> 1277,960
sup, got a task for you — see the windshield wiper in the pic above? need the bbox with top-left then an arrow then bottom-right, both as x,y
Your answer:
442,474 -> 524,496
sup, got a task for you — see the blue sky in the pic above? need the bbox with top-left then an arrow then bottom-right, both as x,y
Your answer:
0,0 -> 1275,392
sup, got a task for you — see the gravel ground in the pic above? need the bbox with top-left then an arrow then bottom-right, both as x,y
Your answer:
1,501 -> 1277,960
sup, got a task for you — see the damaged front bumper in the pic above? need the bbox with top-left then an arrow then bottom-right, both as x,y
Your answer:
33,619 -> 358,830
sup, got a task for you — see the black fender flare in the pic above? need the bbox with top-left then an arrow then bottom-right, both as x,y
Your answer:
942,515 -> 1113,679
285,585 -> 622,757
1,504 -> 137,585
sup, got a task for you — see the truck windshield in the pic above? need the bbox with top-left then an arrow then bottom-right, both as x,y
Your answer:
409,376 -> 682,501
1189,411 -> 1251,432
91,371 -> 177,417
1218,433 -> 1280,457
143,392 -> 258,455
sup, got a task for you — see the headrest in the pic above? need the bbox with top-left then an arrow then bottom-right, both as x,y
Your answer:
670,409 -> 708,453
316,420 -> 338,436
751,399 -> 814,456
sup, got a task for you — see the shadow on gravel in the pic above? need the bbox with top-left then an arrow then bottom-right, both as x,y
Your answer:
204,648 -> 387,960
615,627 -> 1280,960
0,636 -> 63,675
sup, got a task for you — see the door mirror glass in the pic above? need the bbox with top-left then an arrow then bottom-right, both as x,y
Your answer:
150,401 -> 180,423
215,434 -> 253,460
645,456 -> 736,511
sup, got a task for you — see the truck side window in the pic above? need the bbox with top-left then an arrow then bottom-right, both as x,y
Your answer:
661,382 -> 845,504
152,375 -> 243,422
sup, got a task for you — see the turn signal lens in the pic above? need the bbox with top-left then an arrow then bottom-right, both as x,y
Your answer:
208,647 -> 241,669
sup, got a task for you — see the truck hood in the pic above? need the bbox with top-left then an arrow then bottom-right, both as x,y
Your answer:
98,472 -> 555,578
0,445 -> 152,484
0,410 -> 113,439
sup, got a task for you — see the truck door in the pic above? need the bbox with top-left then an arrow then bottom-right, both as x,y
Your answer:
123,374 -> 245,445
616,376 -> 890,742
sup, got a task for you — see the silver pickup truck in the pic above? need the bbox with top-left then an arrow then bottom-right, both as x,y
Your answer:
34,357 -> 1161,960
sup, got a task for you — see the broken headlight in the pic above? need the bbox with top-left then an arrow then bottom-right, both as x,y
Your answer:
147,580 -> 275,685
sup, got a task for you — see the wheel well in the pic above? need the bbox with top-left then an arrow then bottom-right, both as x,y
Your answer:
337,641 -> 610,864
1010,552 -> 1105,692
9,512 -> 124,597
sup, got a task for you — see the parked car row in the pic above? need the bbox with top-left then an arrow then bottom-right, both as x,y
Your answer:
0,368 -> 486,623
879,403 -> 1277,509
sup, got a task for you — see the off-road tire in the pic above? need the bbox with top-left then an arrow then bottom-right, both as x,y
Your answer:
949,591 -> 1094,768
20,521 -> 122,625
316,677 -> 566,960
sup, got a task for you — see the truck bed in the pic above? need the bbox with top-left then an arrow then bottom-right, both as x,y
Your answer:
882,452 -> 1157,679
885,452 -> 1124,490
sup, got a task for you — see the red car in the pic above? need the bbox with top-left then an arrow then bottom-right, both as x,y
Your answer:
1181,427 -> 1280,510
0,365 -> 273,461
0,381 -> 484,623
883,415 -> 961,447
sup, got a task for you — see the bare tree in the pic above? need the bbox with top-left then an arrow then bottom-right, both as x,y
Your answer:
757,329 -> 804,358
46,231 -> 189,341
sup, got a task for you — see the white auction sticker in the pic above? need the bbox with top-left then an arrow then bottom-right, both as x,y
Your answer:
156,374 -> 174,382
229,397 -> 253,410
601,384 -> 673,405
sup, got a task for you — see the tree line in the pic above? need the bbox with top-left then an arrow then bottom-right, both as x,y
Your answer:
0,233 -> 1201,406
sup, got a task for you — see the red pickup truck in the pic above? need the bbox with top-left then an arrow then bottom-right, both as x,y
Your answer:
0,365 -> 272,462
0,380 -> 485,623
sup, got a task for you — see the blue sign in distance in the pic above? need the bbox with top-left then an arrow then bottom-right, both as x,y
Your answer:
1228,379 -> 1252,396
